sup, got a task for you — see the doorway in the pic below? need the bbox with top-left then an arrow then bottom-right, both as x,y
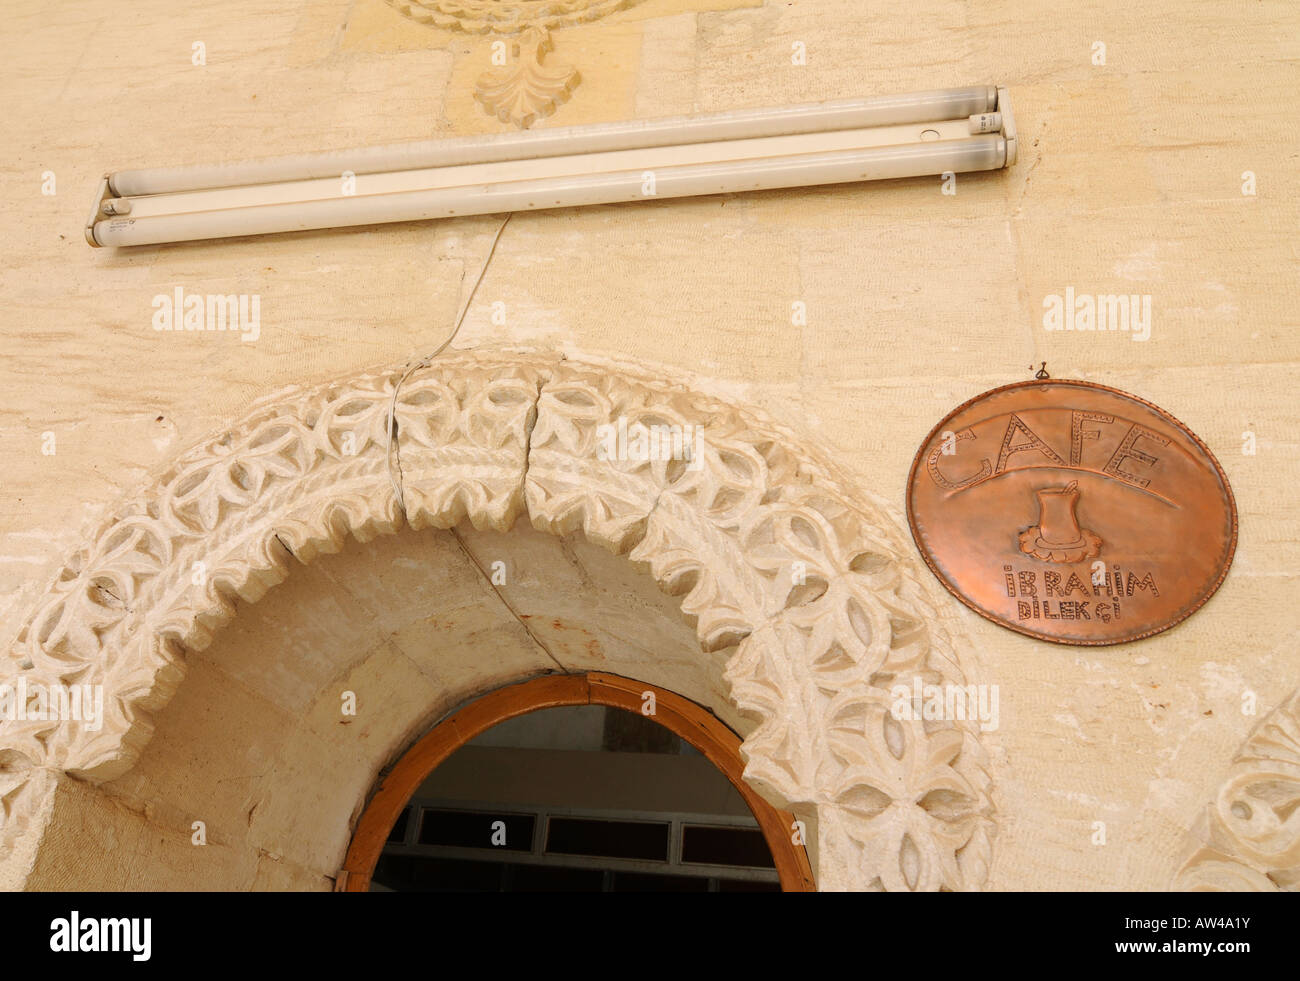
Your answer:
340,673 -> 815,891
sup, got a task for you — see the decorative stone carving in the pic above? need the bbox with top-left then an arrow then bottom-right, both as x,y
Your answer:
386,0 -> 639,127
388,0 -> 636,35
0,349 -> 994,891
1175,687 -> 1300,891
474,27 -> 581,128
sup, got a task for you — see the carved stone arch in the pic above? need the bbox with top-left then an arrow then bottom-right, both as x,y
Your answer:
0,348 -> 994,891
1175,685 -> 1300,891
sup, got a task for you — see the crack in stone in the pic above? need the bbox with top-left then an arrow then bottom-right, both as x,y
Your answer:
451,366 -> 563,674
388,373 -> 409,522
519,372 -> 545,504
449,525 -> 568,674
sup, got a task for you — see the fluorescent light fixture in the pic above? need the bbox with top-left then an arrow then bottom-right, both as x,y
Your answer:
86,85 -> 1016,248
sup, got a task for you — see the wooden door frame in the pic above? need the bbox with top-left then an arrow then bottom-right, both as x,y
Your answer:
338,672 -> 816,891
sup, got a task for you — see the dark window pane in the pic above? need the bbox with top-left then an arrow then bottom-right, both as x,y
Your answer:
546,817 -> 669,861
419,808 -> 534,852
681,825 -> 774,868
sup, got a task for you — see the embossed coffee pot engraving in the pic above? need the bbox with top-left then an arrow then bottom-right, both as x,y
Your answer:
1037,481 -> 1082,546
1019,480 -> 1102,563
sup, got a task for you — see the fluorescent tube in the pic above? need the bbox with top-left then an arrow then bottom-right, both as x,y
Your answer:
87,85 -> 1017,248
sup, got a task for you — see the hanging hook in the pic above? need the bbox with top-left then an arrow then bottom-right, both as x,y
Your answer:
1031,361 -> 1049,380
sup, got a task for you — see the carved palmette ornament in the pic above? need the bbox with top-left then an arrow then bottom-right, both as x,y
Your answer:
387,0 -> 639,127
388,0 -> 636,35
0,350 -> 993,891
474,27 -> 580,129
1176,687 -> 1300,891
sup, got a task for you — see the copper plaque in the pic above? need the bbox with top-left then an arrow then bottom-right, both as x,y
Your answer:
907,380 -> 1236,645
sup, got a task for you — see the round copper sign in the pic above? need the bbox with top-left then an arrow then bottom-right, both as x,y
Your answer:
906,380 -> 1237,645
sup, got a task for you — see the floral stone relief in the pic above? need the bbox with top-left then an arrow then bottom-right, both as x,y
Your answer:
386,0 -> 642,127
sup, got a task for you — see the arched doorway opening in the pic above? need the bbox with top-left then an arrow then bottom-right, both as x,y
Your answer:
1,349 -> 994,892
340,673 -> 815,891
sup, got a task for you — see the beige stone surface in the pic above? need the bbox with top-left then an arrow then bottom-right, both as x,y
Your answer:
17,524 -> 767,887
1,0 -> 1297,890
